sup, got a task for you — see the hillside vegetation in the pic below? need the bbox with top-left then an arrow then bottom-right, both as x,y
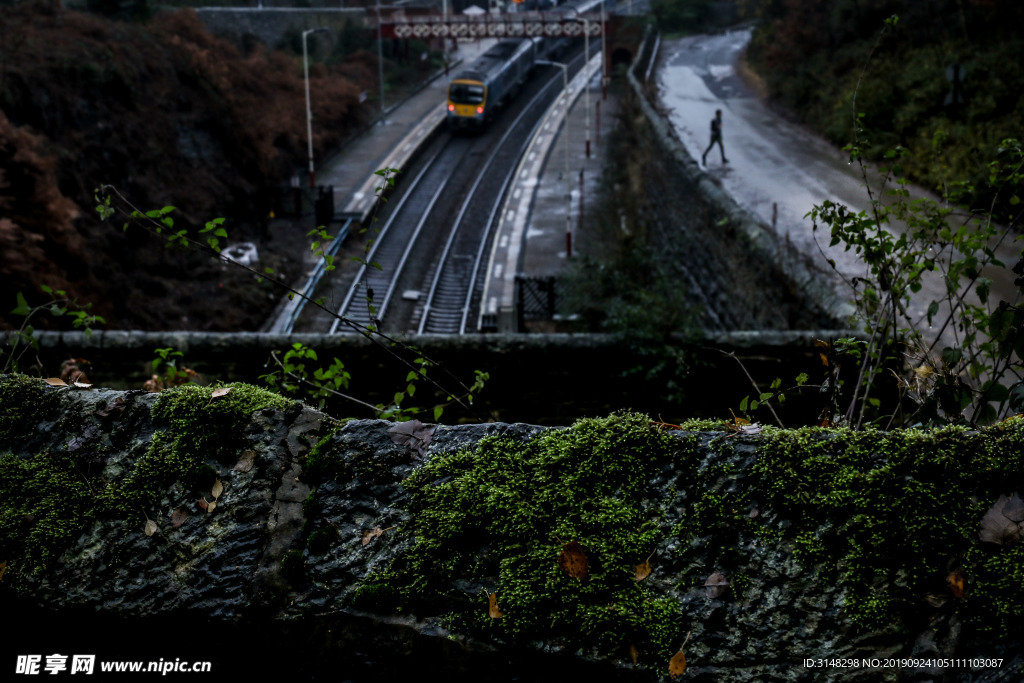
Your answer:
0,2 -> 374,330
741,0 -> 1024,212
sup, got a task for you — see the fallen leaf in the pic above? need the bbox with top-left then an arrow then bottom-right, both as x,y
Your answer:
144,519 -> 158,537
233,450 -> 256,473
96,396 -> 127,419
558,541 -> 589,580
60,358 -> 91,385
1003,493 -> 1024,523
636,559 -> 652,582
211,387 -> 232,399
362,526 -> 384,546
704,572 -> 729,598
45,378 -> 67,387
979,493 -> 1024,546
388,420 -> 436,458
198,497 -> 209,511
143,375 -> 164,393
668,650 -> 687,679
171,507 -> 189,529
207,500 -> 217,513
947,568 -> 966,599
0,559 -> 7,582
488,592 -> 503,619
211,479 -> 223,500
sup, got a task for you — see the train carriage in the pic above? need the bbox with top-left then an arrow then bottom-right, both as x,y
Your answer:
447,38 -> 538,130
445,0 -> 613,130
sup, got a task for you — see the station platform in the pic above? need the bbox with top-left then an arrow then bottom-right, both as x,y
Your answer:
313,42 -> 620,333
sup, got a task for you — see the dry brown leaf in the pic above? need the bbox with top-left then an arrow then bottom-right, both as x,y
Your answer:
488,592 -> 504,619
211,479 -> 223,500
947,568 -> 966,599
207,500 -> 217,513
233,450 -> 256,473
558,541 -> 589,580
171,507 -> 189,529
629,644 -> 639,665
704,572 -> 729,598
197,497 -> 209,511
144,519 -> 158,537
635,559 -> 652,582
979,493 -> 1024,546
211,387 -> 232,399
388,420 -> 436,458
668,650 -> 687,678
362,526 -> 384,546
0,559 -> 7,582
96,396 -> 126,419
60,358 -> 91,384
143,375 -> 164,393
45,378 -> 67,387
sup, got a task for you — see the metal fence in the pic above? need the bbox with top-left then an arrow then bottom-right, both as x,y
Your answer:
515,275 -> 561,330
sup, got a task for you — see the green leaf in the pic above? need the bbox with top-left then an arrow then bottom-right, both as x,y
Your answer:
739,396 -> 749,412
982,381 -> 1010,403
433,405 -> 444,421
12,292 -> 31,316
941,347 -> 963,367
795,372 -> 808,385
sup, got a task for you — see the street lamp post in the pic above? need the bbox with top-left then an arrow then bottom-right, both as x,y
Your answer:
377,0 -> 386,114
303,27 -> 329,189
538,60 -> 572,258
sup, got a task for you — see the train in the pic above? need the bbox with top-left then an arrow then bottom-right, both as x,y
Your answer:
446,0 -> 611,130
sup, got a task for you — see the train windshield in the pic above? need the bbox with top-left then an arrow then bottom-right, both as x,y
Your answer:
449,82 -> 486,105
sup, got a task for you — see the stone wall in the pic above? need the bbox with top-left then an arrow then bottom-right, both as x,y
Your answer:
2,376 -> 1022,680
29,329 -> 858,425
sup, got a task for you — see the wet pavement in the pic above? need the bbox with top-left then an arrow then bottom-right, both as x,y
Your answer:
655,28 -> 1021,352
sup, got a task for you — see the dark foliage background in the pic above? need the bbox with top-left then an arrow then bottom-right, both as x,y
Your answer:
742,0 -> 1024,214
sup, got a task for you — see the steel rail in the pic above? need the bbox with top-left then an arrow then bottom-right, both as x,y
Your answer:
327,143 -> 453,334
417,50 -> 589,334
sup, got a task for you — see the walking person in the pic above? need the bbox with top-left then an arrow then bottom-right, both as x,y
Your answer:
702,109 -> 728,166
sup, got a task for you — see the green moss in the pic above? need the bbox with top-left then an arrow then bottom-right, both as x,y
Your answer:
103,383 -> 293,513
360,412 -> 697,665
753,422 -> 1024,634
0,381 -> 294,585
0,375 -> 61,446
0,449 -> 98,580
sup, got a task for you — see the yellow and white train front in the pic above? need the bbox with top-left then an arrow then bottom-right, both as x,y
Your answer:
447,79 -> 487,128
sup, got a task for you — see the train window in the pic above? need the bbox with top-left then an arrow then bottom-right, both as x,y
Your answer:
449,83 -> 486,105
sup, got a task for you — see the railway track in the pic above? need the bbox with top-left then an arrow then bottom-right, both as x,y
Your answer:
308,46 -> 590,336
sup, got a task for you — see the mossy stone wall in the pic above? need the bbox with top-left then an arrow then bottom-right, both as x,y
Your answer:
1,377 -> 1022,680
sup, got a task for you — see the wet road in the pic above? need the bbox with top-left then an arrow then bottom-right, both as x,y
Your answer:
656,28 -> 1021,353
